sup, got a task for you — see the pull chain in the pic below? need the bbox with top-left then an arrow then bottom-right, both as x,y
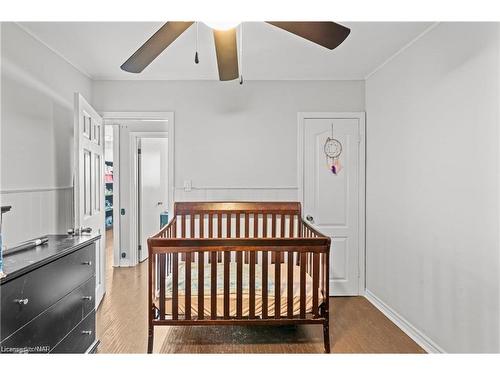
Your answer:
194,22 -> 199,64
239,23 -> 243,84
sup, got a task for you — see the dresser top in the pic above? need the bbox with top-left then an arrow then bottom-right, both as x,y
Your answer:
1,234 -> 100,284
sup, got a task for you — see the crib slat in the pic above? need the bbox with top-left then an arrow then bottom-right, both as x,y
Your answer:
280,214 -> 285,238
181,215 -> 186,261
236,213 -> 241,238
172,253 -> 179,320
217,214 -> 222,262
279,216 -> 285,263
217,212 -> 222,238
190,216 -> 195,263
271,214 -> 277,263
236,251 -> 243,318
208,214 -> 213,264
181,214 -> 186,237
287,251 -> 294,318
249,251 -> 256,318
312,253 -> 319,318
209,213 -> 214,237
185,252 -> 191,320
289,214 -> 294,238
244,213 -> 250,263
300,252 -> 306,319
262,251 -> 268,319
226,214 -> 232,263
224,251 -> 230,319
159,254 -> 166,319
199,213 -> 204,238
263,213 -> 268,238
190,214 -> 195,238
198,251 -> 204,320
253,214 -> 258,264
211,251 -> 217,319
274,251 -> 281,318
296,217 -> 302,266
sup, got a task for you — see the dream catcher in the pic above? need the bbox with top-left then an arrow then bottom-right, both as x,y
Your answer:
324,124 -> 343,175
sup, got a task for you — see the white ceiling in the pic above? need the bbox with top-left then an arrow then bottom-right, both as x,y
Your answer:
19,22 -> 433,81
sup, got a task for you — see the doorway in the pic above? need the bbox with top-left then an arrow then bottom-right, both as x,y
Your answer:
101,113 -> 174,267
298,112 -> 366,296
104,125 -> 116,267
137,137 -> 169,262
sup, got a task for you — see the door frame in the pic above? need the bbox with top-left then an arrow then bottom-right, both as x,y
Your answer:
101,112 -> 174,267
130,132 -> 169,264
297,112 -> 366,296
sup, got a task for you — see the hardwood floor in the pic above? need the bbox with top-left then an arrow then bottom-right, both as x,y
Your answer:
96,230 -> 425,354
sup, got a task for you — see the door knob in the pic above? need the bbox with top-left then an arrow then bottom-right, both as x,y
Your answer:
306,215 -> 314,223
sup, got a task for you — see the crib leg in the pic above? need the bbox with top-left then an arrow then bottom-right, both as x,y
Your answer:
147,325 -> 154,354
323,320 -> 331,353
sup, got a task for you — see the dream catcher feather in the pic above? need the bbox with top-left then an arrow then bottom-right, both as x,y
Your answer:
324,123 -> 342,175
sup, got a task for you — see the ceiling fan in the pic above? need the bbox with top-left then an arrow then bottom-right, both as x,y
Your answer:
120,22 -> 350,81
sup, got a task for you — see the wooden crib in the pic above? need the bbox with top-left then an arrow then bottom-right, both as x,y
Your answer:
147,201 -> 331,353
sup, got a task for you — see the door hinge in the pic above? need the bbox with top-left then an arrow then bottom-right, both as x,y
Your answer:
138,244 -> 142,251
138,148 -> 141,154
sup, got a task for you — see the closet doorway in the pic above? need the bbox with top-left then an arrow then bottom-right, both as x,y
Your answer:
298,112 -> 366,296
136,136 -> 169,262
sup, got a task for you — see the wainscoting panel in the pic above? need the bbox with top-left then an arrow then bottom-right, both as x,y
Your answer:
0,187 -> 73,247
174,187 -> 299,203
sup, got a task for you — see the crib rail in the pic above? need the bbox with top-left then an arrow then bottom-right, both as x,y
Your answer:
147,202 -> 331,352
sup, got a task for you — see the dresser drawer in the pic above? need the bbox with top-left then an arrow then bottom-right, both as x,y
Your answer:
0,277 -> 95,352
51,311 -> 96,353
1,243 -> 95,340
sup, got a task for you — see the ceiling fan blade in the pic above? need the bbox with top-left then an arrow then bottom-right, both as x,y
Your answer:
213,28 -> 239,81
266,21 -> 350,50
121,21 -> 194,73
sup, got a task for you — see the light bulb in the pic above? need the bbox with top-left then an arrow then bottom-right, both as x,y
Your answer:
203,21 -> 240,31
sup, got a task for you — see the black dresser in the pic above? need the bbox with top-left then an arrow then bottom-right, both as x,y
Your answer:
1,234 -> 100,353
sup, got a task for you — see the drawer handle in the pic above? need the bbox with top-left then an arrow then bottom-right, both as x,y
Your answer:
14,298 -> 29,305
82,330 -> 93,335
82,296 -> 93,301
82,261 -> 92,266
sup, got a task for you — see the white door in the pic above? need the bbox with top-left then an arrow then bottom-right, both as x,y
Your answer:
74,93 -> 106,307
301,113 -> 365,296
139,137 -> 168,262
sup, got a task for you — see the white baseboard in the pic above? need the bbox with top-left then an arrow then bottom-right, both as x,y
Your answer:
364,289 -> 445,353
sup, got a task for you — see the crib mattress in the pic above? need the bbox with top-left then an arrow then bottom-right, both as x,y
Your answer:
156,261 -> 323,317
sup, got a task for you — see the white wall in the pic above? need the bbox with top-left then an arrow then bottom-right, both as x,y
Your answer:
0,23 -> 92,246
365,23 -> 500,353
92,80 -> 365,201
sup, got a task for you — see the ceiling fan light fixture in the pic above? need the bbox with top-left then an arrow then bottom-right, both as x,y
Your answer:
203,21 -> 241,31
